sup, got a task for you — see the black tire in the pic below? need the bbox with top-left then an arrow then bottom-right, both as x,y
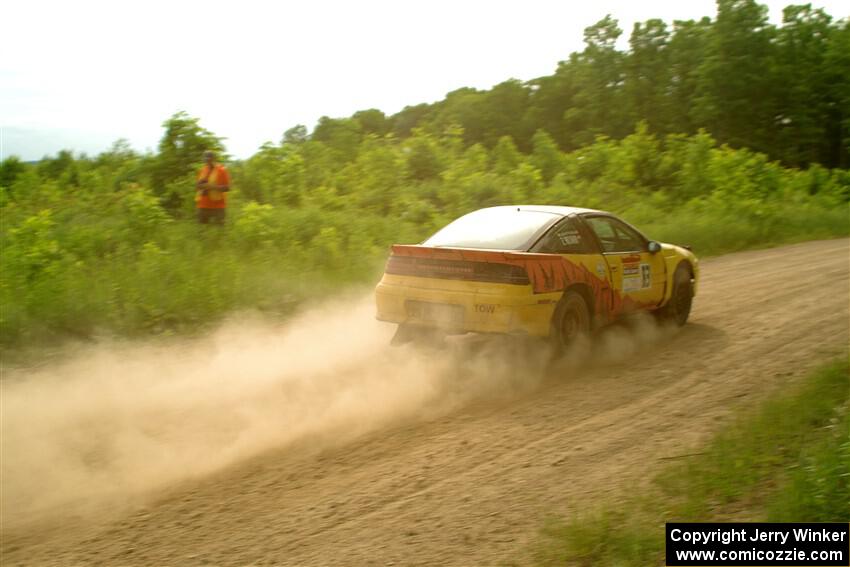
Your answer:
658,265 -> 693,326
551,290 -> 591,354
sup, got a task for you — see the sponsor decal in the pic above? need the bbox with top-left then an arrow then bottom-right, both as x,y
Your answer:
623,264 -> 640,277
557,228 -> 581,246
641,263 -> 651,288
623,276 -> 642,292
623,263 -> 651,292
596,262 -> 607,278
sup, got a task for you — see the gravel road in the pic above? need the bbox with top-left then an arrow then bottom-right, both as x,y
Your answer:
2,238 -> 848,566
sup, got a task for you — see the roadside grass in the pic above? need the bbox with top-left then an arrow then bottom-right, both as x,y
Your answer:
531,357 -> 850,566
0,218 -> 392,354
3,213 -> 846,355
626,201 -> 850,257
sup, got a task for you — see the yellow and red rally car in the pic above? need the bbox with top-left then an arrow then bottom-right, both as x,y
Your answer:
375,206 -> 699,350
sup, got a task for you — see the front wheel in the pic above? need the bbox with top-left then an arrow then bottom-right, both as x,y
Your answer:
551,290 -> 590,354
658,266 -> 693,326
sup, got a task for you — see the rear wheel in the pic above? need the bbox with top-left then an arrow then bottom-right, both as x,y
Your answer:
658,266 -> 693,326
551,290 -> 590,354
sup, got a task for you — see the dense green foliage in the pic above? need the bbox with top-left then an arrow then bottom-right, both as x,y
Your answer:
2,117 -> 847,347
533,357 -> 850,566
1,1 -> 849,348
320,1 -> 850,169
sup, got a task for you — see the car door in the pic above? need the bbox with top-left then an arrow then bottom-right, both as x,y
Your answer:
581,214 -> 666,308
531,215 -> 617,316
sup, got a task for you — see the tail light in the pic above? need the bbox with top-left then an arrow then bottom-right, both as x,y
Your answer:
385,256 -> 529,285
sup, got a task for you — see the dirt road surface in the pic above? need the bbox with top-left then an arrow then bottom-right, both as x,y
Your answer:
2,238 -> 848,566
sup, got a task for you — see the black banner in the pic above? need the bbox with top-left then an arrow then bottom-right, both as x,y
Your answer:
666,523 -> 849,566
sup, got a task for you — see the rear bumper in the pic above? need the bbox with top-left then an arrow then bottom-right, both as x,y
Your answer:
375,275 -> 559,337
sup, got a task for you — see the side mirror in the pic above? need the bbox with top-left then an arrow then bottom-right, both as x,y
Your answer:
647,241 -> 661,254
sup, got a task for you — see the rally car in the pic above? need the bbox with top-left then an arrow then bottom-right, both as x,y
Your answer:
375,206 -> 699,350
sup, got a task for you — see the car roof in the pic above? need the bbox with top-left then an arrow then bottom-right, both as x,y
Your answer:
479,205 -> 607,216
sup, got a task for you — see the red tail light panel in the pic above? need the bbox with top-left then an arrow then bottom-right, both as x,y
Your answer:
385,255 -> 530,285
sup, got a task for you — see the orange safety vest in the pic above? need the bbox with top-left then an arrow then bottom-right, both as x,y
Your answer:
196,163 -> 230,209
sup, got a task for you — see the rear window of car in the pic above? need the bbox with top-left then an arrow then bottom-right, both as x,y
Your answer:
534,217 -> 592,254
423,208 -> 560,250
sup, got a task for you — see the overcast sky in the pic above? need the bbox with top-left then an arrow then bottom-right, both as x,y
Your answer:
1,0 -> 847,161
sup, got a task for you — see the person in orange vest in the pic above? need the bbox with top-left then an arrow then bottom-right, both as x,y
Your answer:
196,150 -> 230,224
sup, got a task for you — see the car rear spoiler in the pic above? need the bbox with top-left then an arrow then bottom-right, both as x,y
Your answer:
390,244 -> 556,264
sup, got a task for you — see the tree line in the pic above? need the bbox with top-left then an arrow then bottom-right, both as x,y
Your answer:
312,0 -> 850,169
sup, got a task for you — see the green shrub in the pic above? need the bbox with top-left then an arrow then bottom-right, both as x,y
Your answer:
1,126 -> 848,349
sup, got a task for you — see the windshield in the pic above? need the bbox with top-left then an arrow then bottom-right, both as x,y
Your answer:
423,208 -> 560,250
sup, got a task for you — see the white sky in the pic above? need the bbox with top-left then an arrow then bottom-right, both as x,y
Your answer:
1,0 -> 847,161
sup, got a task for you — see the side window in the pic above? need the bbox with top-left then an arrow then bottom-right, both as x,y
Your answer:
537,218 -> 590,254
585,216 -> 645,253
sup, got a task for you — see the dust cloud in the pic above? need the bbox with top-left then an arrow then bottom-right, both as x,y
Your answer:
0,293 -> 672,526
